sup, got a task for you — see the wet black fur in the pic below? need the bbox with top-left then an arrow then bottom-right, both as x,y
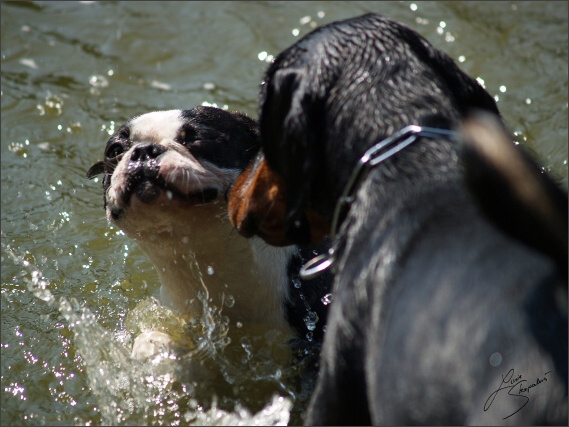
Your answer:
258,13 -> 567,425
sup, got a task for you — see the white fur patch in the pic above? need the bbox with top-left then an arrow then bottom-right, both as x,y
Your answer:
129,110 -> 184,144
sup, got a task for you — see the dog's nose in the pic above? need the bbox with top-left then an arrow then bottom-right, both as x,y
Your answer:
130,143 -> 166,162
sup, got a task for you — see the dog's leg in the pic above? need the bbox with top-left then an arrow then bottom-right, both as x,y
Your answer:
305,314 -> 371,425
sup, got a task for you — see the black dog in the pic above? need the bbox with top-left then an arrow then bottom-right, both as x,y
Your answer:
229,14 -> 567,425
87,106 -> 331,360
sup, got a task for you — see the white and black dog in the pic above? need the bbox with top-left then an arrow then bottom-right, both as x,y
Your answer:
87,106 -> 331,359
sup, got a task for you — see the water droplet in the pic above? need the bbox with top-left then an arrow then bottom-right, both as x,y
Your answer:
207,266 -> 214,275
490,352 -> 502,367
224,295 -> 235,308
89,74 -> 108,88
236,321 -> 242,328
150,80 -> 171,91
304,311 -> 319,331
321,293 -> 333,305
20,58 -> 38,69
292,277 -> 301,289
241,337 -> 253,359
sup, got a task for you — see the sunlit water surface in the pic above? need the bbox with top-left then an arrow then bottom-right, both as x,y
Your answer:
2,1 -> 567,425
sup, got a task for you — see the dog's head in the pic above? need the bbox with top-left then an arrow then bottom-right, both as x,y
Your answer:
87,106 -> 259,238
229,13 -> 499,246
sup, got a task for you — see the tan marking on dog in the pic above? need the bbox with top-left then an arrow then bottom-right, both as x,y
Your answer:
229,158 -> 332,246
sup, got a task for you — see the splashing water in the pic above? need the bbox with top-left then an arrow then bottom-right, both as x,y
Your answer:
4,246 -> 294,425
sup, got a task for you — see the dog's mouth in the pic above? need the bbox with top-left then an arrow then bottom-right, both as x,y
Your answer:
108,163 -> 219,221
130,169 -> 218,203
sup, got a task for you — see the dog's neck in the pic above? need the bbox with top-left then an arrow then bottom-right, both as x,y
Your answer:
123,203 -> 294,330
323,171 -> 460,322
330,126 -> 460,236
336,137 -> 470,261
302,129 -> 462,280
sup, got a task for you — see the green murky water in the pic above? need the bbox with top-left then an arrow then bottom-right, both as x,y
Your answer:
2,1 -> 567,425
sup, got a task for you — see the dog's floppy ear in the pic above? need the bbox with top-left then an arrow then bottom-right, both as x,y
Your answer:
86,161 -> 105,179
260,67 -> 302,175
260,66 -> 326,231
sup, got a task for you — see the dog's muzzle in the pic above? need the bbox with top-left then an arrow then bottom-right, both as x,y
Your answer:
124,142 -> 166,204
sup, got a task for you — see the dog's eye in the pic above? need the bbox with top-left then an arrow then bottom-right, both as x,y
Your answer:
118,127 -> 130,140
177,125 -> 197,146
105,142 -> 125,159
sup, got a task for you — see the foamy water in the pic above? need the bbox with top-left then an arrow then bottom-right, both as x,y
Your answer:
5,246 -> 293,425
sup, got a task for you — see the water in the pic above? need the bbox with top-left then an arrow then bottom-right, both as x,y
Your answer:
2,1 -> 567,425
4,247 -> 296,426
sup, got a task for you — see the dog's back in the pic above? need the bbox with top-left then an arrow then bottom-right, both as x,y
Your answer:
308,152 -> 567,424
362,198 -> 566,424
